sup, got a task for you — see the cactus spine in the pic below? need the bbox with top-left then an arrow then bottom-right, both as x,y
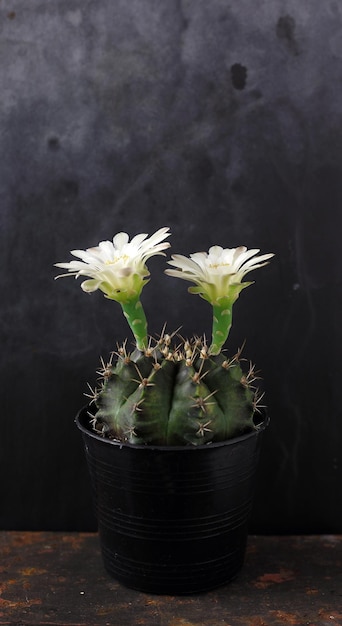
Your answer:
89,332 -> 263,446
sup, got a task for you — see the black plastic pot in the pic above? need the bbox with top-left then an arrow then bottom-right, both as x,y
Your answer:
76,406 -> 268,594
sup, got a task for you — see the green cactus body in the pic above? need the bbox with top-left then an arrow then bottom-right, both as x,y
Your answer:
92,335 -> 261,446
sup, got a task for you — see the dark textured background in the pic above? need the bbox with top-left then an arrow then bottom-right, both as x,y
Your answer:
1,0 -> 341,532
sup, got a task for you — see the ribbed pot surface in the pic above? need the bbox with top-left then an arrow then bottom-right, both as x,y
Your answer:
76,406 -> 268,594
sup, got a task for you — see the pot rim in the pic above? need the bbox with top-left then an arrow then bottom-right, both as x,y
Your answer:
75,404 -> 270,452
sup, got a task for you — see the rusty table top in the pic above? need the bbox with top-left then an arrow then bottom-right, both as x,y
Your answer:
0,532 -> 341,625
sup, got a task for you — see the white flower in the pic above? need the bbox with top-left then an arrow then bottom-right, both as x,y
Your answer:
55,227 -> 171,303
165,245 -> 274,304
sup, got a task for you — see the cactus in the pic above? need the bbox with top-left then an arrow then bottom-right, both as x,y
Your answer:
55,228 -> 273,446
88,332 -> 264,446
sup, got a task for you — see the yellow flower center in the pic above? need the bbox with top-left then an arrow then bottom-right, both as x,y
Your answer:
208,262 -> 230,269
105,254 -> 130,265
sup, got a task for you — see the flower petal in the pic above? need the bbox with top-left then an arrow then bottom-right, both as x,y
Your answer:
129,233 -> 149,248
113,232 -> 130,250
165,268 -> 200,282
80,279 -> 102,292
97,240 -> 116,261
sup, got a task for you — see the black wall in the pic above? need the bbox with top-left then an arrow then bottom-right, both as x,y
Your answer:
2,1 -> 342,532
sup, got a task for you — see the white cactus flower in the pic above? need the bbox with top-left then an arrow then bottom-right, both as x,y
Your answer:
166,244 -> 274,354
165,245 -> 274,304
55,227 -> 171,303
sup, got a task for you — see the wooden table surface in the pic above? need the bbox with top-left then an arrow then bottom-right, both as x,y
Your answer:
0,532 -> 341,625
